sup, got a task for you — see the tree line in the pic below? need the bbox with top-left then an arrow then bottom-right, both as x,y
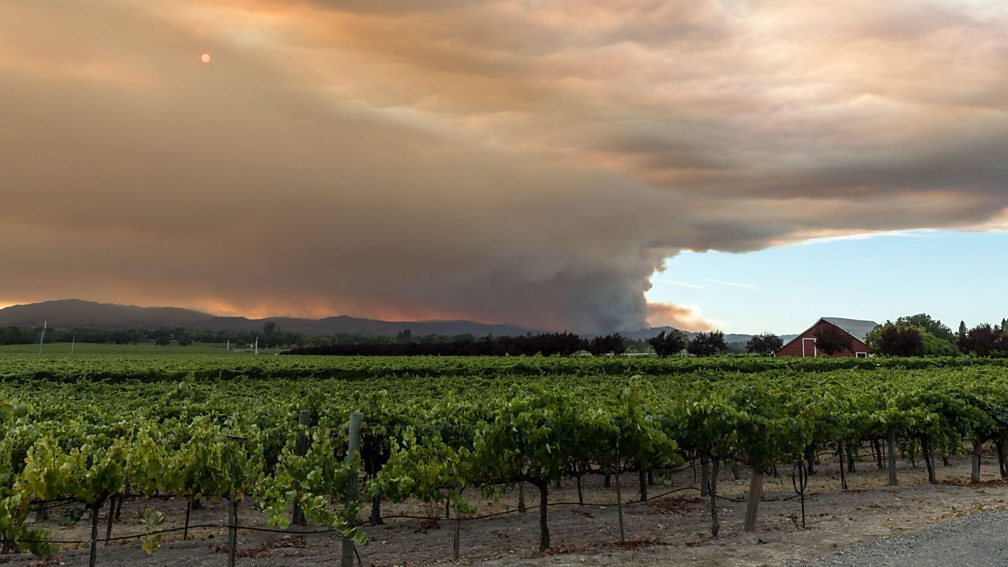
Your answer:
867,314 -> 1008,357
286,332 -> 626,356
0,323 -> 773,357
0,325 -> 306,348
5,312 -> 1007,358
288,330 -> 773,357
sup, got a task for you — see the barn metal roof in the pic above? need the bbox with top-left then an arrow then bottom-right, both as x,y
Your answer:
775,316 -> 880,355
821,317 -> 878,341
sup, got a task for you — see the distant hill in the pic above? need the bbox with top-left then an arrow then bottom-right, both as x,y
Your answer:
0,299 -> 537,337
0,300 -> 209,329
0,300 -> 800,343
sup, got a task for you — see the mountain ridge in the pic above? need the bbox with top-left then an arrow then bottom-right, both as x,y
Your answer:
0,299 -> 536,337
0,299 -> 796,343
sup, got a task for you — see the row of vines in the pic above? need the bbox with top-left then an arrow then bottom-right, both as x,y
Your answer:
3,354 -> 1008,560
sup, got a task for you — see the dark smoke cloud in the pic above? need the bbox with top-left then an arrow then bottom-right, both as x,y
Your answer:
1,0 -> 1007,332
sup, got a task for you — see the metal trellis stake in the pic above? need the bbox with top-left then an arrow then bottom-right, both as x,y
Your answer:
791,460 -> 807,529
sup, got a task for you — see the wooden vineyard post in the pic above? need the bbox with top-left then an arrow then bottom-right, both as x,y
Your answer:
614,441 -> 625,545
453,485 -> 462,561
837,441 -> 847,492
700,454 -> 710,497
998,441 -> 1008,479
341,412 -> 362,567
743,468 -> 763,533
972,438 -> 983,483
708,457 -> 720,538
744,426 -> 770,533
228,450 -> 237,567
887,430 -> 898,486
292,410 -> 311,526
227,435 -> 245,567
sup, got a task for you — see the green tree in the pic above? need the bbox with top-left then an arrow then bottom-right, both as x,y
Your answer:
865,323 -> 922,357
745,333 -> 783,356
588,334 -> 627,356
958,324 -> 1008,357
687,331 -> 727,356
896,314 -> 955,343
920,331 -> 958,356
893,314 -> 957,353
648,330 -> 686,357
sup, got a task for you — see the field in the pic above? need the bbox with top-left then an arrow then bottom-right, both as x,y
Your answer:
3,351 -> 1008,565
0,342 -> 278,355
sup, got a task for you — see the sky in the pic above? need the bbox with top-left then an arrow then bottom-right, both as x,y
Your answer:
2,1 -> 1008,333
647,230 -> 1007,334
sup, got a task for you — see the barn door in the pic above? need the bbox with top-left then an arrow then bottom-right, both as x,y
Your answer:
802,338 -> 817,357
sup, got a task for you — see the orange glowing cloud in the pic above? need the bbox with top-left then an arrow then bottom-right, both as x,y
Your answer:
645,302 -> 715,333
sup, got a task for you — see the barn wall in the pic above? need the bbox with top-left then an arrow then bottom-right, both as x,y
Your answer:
776,320 -> 869,357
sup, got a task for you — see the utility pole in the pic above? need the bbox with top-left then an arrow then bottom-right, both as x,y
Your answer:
38,320 -> 47,354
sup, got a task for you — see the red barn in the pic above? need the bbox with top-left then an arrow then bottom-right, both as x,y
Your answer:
776,317 -> 877,358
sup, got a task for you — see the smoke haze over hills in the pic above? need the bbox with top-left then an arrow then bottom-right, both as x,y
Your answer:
3,2 -> 1008,332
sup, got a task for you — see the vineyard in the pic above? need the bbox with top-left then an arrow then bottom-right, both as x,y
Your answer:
3,352 -> 1008,565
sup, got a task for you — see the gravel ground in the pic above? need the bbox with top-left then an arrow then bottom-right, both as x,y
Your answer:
791,509 -> 1008,567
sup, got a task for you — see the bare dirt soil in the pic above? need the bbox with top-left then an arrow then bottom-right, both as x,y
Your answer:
7,452 -> 1008,567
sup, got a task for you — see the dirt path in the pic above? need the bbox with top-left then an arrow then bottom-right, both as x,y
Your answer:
788,509 -> 1008,567
9,454 -> 1008,566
